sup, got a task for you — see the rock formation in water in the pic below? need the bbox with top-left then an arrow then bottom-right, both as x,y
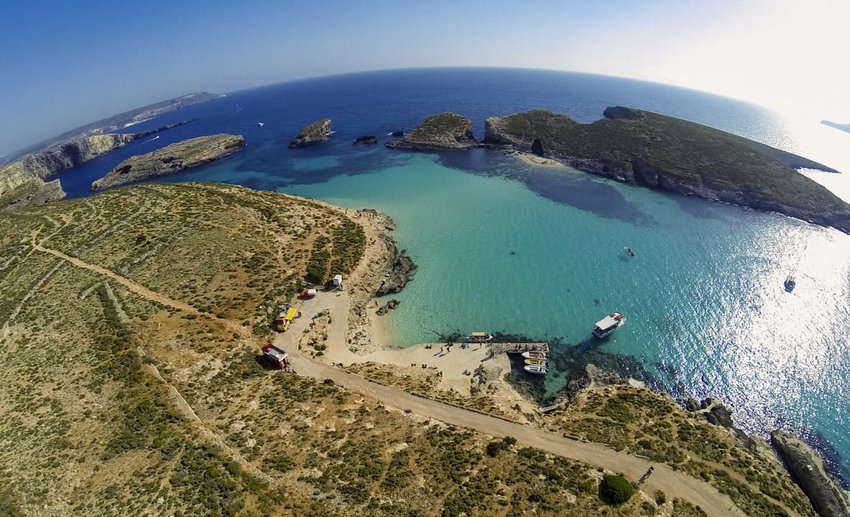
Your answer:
483,107 -> 850,233
288,119 -> 332,148
375,245 -> 416,296
92,134 -> 245,190
771,431 -> 850,516
385,112 -> 476,150
353,135 -> 378,145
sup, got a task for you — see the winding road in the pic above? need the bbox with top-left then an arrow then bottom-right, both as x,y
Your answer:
276,294 -> 743,516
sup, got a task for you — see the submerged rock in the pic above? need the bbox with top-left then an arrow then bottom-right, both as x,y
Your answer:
376,299 -> 400,315
771,430 -> 850,516
386,112 -> 476,151
92,134 -> 245,190
353,135 -> 378,145
288,118 -> 332,148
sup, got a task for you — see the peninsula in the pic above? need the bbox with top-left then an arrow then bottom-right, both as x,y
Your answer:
288,118 -> 332,148
91,134 -> 245,190
482,107 -> 850,233
385,112 -> 476,150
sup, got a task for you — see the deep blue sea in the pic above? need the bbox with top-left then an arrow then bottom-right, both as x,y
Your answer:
55,68 -> 850,484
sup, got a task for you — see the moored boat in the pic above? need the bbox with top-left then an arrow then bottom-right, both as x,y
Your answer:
592,312 -> 625,338
521,351 -> 546,359
466,332 -> 493,343
524,358 -> 546,365
523,363 -> 547,375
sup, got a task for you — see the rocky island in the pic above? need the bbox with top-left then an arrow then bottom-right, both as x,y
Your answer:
288,118 -> 332,148
484,107 -> 850,233
385,112 -> 476,150
91,134 -> 245,190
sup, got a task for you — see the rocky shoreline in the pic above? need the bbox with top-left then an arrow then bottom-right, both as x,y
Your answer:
91,134 -> 245,191
383,107 -> 850,234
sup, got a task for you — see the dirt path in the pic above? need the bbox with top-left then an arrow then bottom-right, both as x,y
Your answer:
275,294 -> 743,517
32,243 -> 200,315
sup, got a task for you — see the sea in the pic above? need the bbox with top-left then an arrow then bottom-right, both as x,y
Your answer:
53,68 -> 850,484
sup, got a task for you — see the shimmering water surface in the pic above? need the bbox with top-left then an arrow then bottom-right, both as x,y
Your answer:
57,68 -> 850,482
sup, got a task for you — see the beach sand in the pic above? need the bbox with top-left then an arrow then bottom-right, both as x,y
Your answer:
513,151 -> 568,168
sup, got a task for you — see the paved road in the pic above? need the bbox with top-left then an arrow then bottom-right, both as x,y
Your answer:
276,295 -> 743,517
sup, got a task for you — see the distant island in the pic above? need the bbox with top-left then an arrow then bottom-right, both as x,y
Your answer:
386,107 -> 850,233
822,120 -> 850,134
92,134 -> 246,190
288,118 -> 332,148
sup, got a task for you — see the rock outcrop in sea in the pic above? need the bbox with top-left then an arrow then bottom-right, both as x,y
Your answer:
375,245 -> 416,296
483,107 -> 850,233
92,134 -> 245,190
771,431 -> 850,516
353,135 -> 378,145
386,112 -> 476,150
288,119 -> 332,148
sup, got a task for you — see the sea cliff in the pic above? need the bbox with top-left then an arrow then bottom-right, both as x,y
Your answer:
484,107 -> 850,233
386,112 -> 476,150
91,134 -> 245,190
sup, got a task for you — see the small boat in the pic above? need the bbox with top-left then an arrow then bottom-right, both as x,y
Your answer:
521,351 -> 546,359
625,246 -> 635,257
257,121 -> 265,127
523,363 -> 547,375
592,312 -> 625,339
524,358 -> 546,365
784,276 -> 796,292
466,332 -> 493,343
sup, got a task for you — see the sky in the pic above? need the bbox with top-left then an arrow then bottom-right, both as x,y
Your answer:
1,0 -> 848,156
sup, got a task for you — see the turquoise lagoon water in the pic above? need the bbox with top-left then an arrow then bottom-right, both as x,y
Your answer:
55,68 -> 850,482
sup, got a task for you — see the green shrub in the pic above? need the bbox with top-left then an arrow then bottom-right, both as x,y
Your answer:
599,474 -> 635,505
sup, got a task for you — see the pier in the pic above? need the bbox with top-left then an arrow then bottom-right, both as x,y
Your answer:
487,342 -> 549,355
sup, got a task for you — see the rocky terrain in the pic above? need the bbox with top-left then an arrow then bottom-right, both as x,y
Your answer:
0,121 -> 195,209
353,135 -> 378,145
386,112 -> 476,150
771,431 -> 850,516
92,134 -> 245,190
288,118 -> 332,148
483,107 -> 850,233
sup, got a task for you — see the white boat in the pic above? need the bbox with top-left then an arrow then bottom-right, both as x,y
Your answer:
257,121 -> 265,127
524,358 -> 546,365
592,312 -> 625,338
521,351 -> 546,359
466,332 -> 493,343
523,363 -> 547,375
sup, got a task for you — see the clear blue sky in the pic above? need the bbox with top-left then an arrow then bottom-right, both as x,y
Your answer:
1,0 -> 847,155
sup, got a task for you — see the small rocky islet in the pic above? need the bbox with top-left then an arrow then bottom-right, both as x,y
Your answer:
288,118 -> 332,148
91,134 -> 246,191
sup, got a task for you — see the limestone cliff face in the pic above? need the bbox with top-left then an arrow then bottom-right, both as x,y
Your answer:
17,134 -> 136,180
92,134 -> 245,191
288,119 -> 332,148
0,133 -> 137,202
483,108 -> 850,233
386,112 -> 476,150
771,431 -> 850,516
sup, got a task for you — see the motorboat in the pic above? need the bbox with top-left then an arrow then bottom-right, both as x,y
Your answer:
592,312 -> 625,338
523,363 -> 547,375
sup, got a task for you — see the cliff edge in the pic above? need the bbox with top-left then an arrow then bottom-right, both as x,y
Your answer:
484,107 -> 850,233
92,134 -> 245,190
771,431 -> 850,516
